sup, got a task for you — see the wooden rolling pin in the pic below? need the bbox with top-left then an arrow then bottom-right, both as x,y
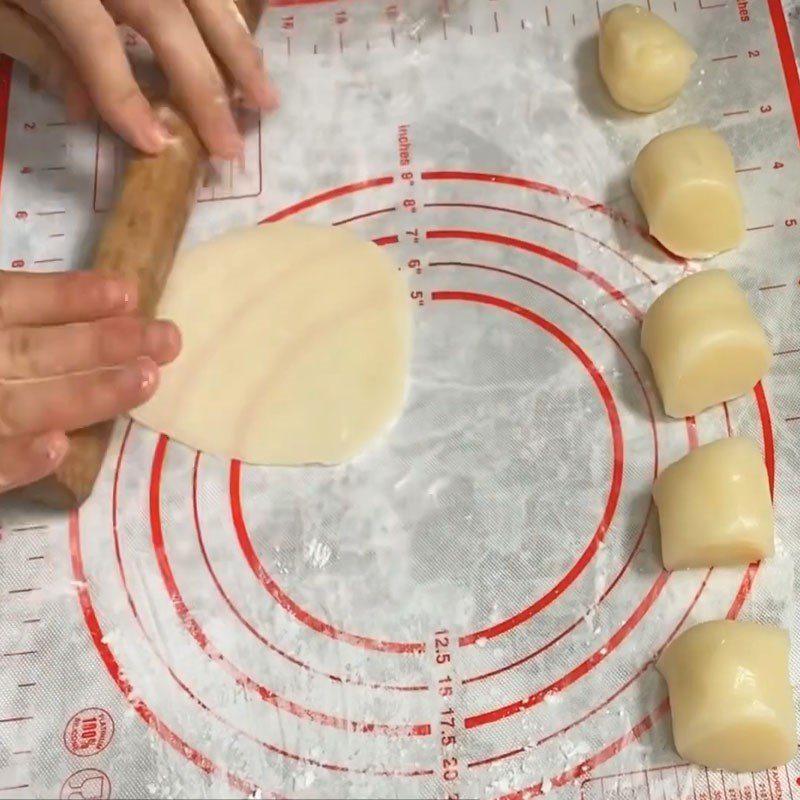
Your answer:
25,0 -> 265,509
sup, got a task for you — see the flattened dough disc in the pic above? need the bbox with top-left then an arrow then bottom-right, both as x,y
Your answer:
131,222 -> 411,465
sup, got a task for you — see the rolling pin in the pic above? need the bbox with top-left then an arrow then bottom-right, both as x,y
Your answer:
24,0 -> 266,509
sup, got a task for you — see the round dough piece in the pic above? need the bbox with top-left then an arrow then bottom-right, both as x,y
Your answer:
631,125 -> 745,259
658,620 -> 797,772
641,269 -> 771,418
599,4 -> 697,113
131,223 -> 411,465
652,437 -> 774,570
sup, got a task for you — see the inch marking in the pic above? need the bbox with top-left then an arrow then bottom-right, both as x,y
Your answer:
712,54 -> 738,61
748,224 -> 776,231
0,716 -> 33,723
17,683 -> 36,689
2,650 -> 38,657
8,587 -> 39,595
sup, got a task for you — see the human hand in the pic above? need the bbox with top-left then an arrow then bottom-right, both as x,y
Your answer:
0,271 -> 181,492
0,0 -> 276,158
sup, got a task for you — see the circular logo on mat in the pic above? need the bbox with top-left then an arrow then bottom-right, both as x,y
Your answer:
60,769 -> 111,800
63,708 -> 114,757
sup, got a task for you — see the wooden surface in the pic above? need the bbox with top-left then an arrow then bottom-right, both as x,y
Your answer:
25,0 -> 265,509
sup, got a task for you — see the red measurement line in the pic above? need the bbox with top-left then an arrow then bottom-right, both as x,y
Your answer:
0,716 -> 33,723
768,0 -> 800,147
760,282 -> 787,290
426,228 -> 644,318
712,54 -> 738,61
33,258 -> 64,264
262,176 -> 393,223
8,587 -> 38,594
155,441 -> 429,734
2,650 -> 37,657
723,109 -> 750,116
72,519 -> 266,797
332,206 -> 395,225
465,572 -> 670,728
373,234 -> 399,246
748,224 -> 775,231
469,748 -> 526,768
425,201 -> 657,283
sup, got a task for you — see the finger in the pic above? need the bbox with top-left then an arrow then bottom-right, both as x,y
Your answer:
120,0 -> 243,158
31,0 -> 169,154
0,317 -> 181,379
186,0 -> 278,110
0,272 -> 137,327
0,431 -> 68,493
0,4 -> 84,102
0,356 -> 158,437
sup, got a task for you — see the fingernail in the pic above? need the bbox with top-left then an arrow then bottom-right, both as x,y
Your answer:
141,117 -> 171,154
219,132 -> 245,161
134,357 -> 159,393
103,278 -> 136,310
252,78 -> 280,110
35,432 -> 69,463
145,320 -> 182,362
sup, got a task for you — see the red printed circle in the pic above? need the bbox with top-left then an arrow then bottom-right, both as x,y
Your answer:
59,768 -> 112,800
63,708 -> 115,757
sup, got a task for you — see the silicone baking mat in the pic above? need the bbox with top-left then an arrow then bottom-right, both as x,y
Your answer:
2,0 -> 800,796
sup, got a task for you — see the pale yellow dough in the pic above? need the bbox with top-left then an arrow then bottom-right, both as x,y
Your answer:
599,4 -> 696,113
641,270 -> 771,418
652,438 -> 773,570
132,223 -> 411,465
658,621 -> 797,772
631,125 -> 745,259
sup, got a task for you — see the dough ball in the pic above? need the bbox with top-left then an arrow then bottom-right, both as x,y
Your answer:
631,125 -> 745,259
599,4 -> 696,113
652,437 -> 773,570
658,620 -> 797,772
641,269 -> 771,418
131,222 -> 411,465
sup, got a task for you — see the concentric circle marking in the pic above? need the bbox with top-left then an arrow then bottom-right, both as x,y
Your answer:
70,173 -> 775,795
